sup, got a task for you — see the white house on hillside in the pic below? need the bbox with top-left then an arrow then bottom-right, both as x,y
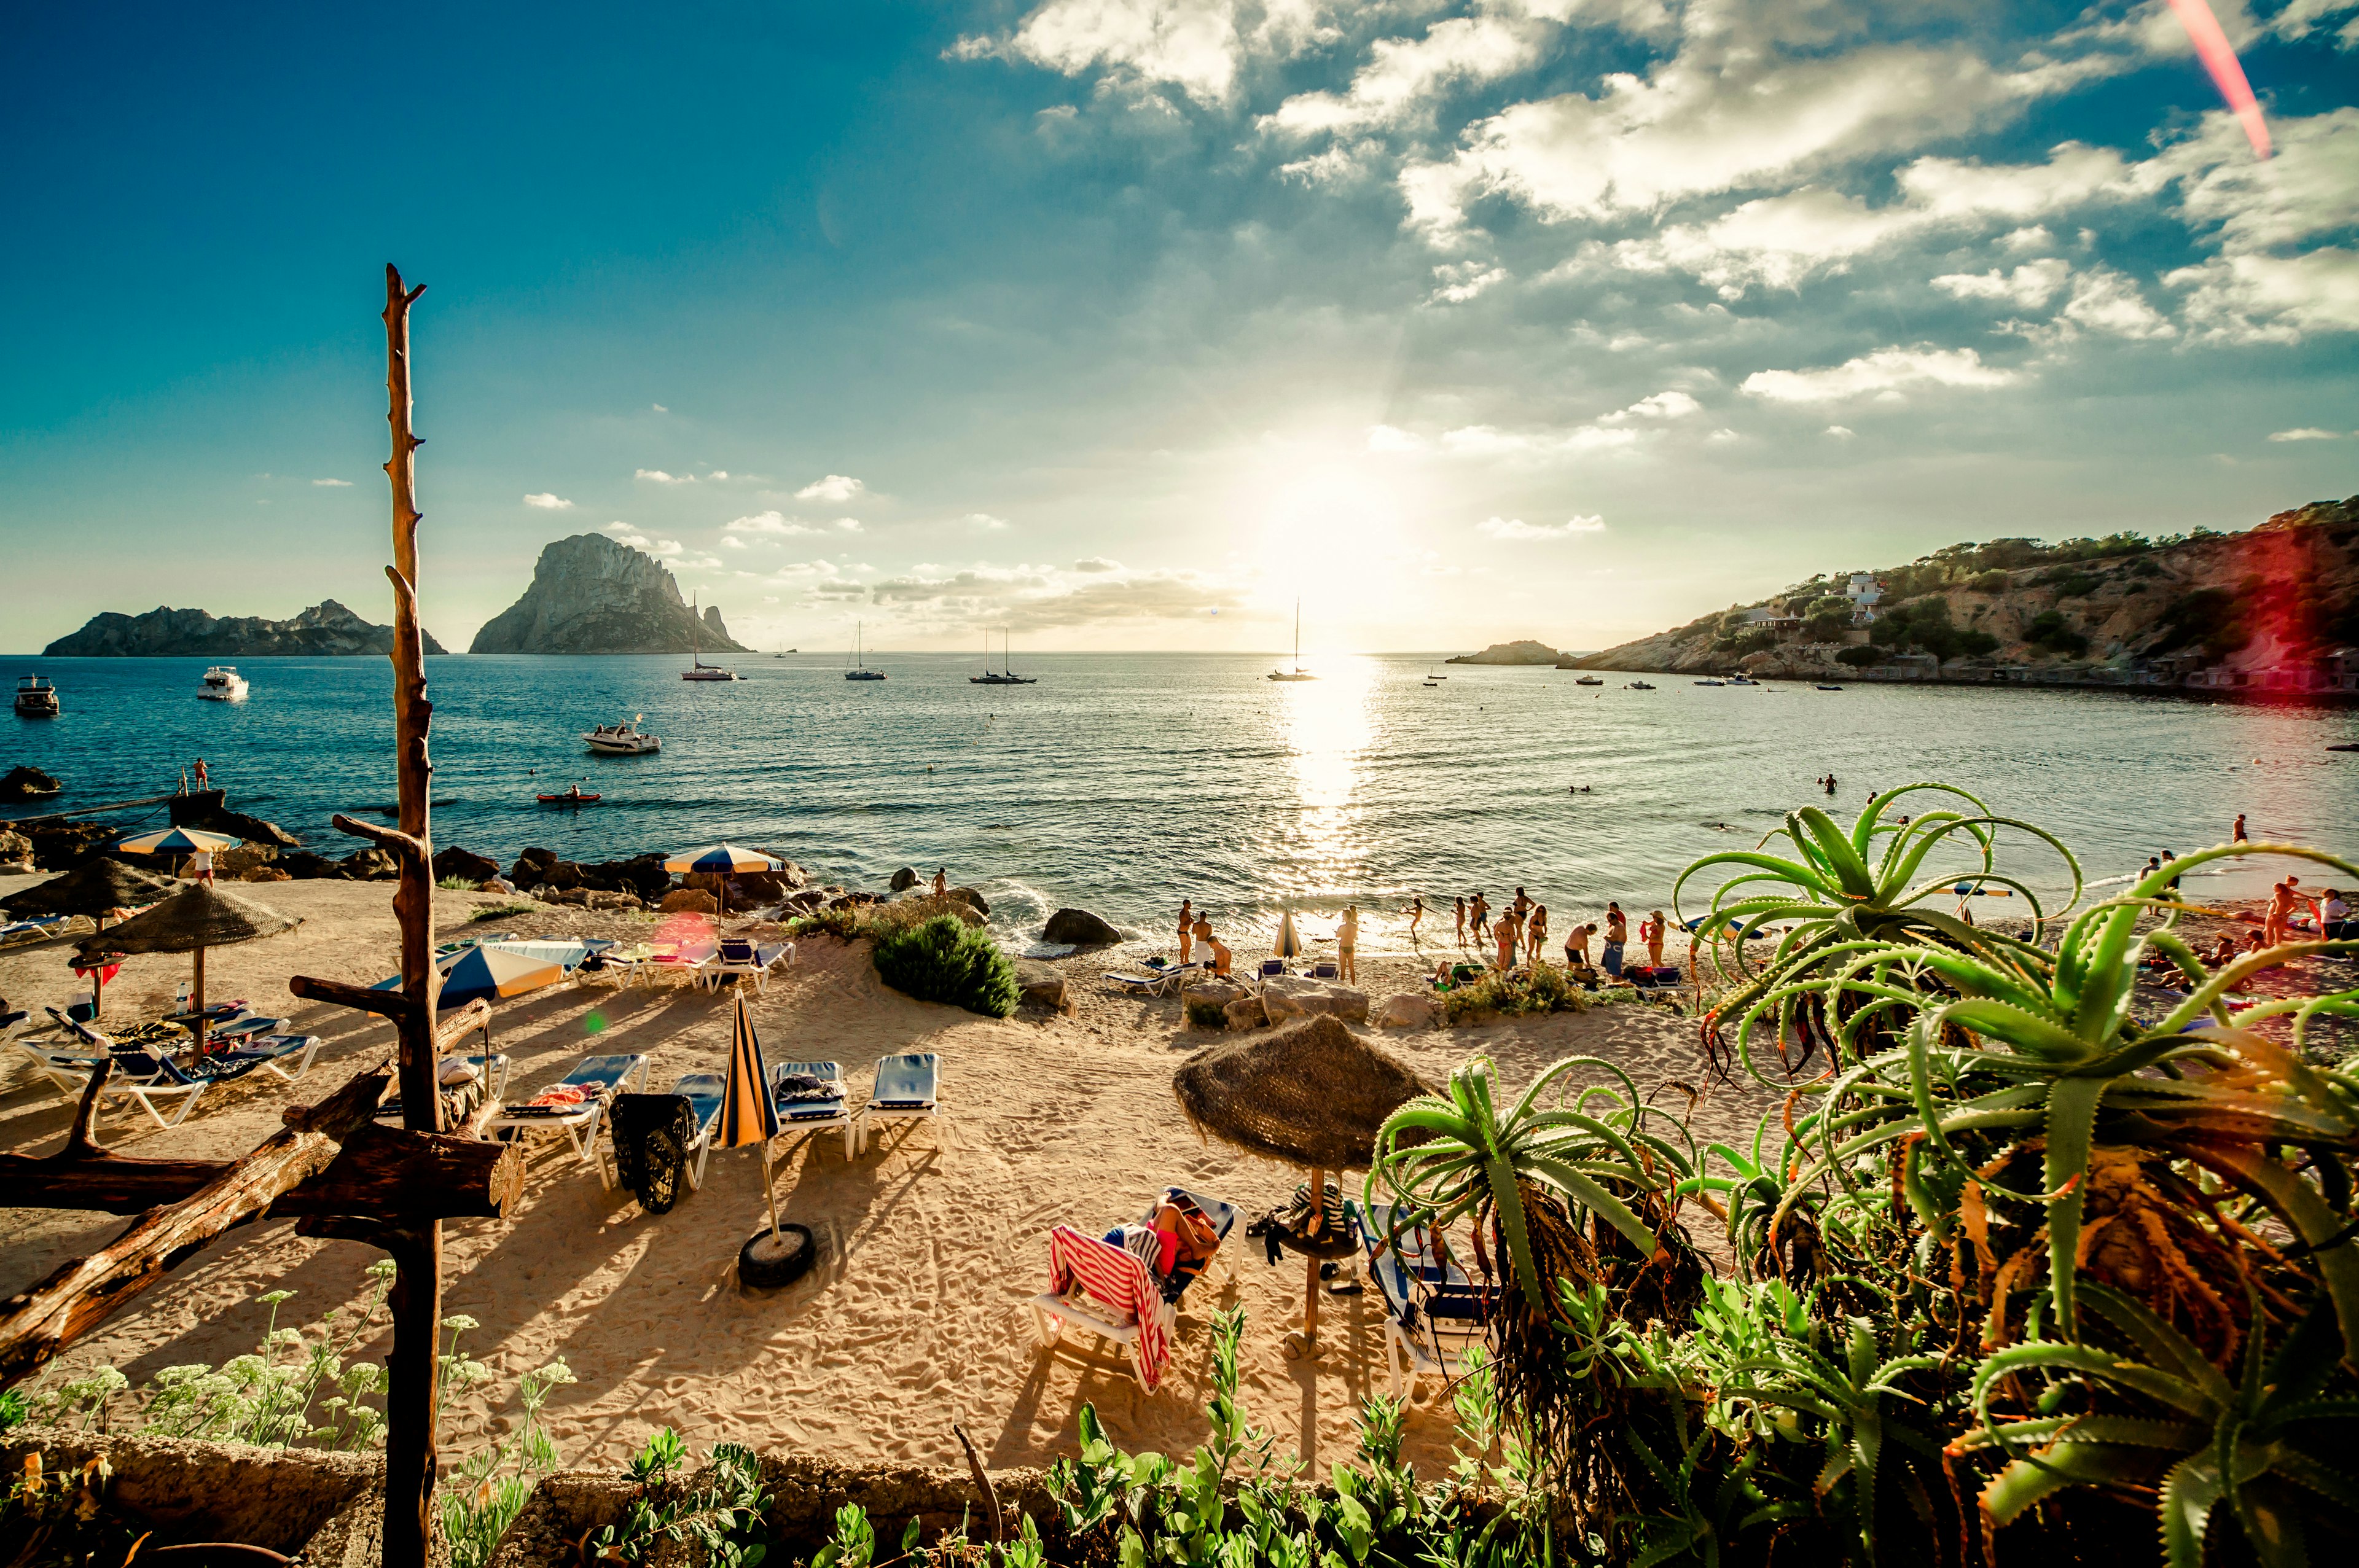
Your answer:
1845,573 -> 1883,623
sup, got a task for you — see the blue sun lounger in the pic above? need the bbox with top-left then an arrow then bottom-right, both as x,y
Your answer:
861,1052 -> 939,1154
770,1059 -> 858,1160
485,1052 -> 651,1187
1349,1199 -> 1493,1399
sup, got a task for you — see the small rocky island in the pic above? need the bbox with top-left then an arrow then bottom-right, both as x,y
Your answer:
42,599 -> 447,657
469,533 -> 752,655
1446,639 -> 1564,666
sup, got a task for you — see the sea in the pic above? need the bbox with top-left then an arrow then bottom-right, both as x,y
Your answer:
9,653 -> 2358,955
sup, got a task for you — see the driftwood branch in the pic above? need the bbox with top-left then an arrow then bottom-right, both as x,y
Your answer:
0,1123 -> 520,1221
65,1058 -> 112,1159
0,1062 -> 395,1387
952,1424 -> 1004,1545
288,974 -> 420,1026
435,999 -> 491,1051
331,812 -> 426,864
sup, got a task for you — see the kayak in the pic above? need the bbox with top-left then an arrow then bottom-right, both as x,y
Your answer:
537,790 -> 601,805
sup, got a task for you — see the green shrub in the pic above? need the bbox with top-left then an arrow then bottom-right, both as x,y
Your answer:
2024,609 -> 2089,657
1836,646 -> 1879,668
436,875 -> 481,892
1438,962 -> 1590,1024
1969,569 -> 2011,592
872,914 -> 1019,1017
467,901 -> 539,924
1185,998 -> 1229,1029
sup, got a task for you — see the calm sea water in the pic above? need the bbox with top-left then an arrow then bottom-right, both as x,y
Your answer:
9,653 -> 2357,953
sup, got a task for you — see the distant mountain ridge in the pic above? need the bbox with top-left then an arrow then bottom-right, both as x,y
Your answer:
469,533 -> 751,655
1568,496 -> 2359,693
42,599 -> 447,657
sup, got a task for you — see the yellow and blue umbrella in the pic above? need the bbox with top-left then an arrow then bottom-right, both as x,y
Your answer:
719,990 -> 784,1236
372,943 -> 568,1008
115,825 -> 241,856
663,844 -> 781,875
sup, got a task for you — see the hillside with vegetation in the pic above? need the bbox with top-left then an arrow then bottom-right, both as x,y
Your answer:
1573,495 -> 2359,687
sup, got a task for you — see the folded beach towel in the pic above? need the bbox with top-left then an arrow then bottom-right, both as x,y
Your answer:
1045,1225 -> 1173,1393
774,1072 -> 837,1102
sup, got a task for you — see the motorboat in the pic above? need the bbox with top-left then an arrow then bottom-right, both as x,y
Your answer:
1574,675 -> 1603,685
1815,684 -> 1845,692
1266,599 -> 1316,681
537,786 -> 601,805
1694,678 -> 1726,686
846,621 -> 886,681
1626,681 -> 1656,690
14,675 -> 60,717
682,595 -> 741,681
970,628 -> 1038,685
198,666 -> 249,702
1726,675 -> 1758,686
584,717 -> 661,755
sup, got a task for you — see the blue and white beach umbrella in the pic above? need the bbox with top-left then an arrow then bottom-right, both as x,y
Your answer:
114,825 -> 241,857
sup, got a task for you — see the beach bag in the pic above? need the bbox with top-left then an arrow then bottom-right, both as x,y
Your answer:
609,1093 -> 695,1215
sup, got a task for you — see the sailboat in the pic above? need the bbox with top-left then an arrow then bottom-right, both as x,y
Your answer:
971,628 -> 1037,685
1266,600 -> 1316,682
845,622 -> 886,681
682,594 -> 741,681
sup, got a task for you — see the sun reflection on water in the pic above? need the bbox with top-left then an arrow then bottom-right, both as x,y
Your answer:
1271,655 -> 1379,897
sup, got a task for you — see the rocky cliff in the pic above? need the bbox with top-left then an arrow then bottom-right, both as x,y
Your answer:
42,600 -> 448,657
1447,639 -> 1563,666
469,534 -> 751,655
1570,496 -> 2359,688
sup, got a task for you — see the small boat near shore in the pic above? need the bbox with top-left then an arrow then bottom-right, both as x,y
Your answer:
198,666 -> 249,702
846,622 -> 886,681
1574,675 -> 1603,686
538,786 -> 600,806
584,717 -> 662,755
1626,681 -> 1656,690
1815,684 -> 1845,692
1694,678 -> 1725,687
14,675 -> 60,717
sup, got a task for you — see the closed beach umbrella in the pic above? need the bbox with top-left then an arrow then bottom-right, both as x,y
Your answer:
718,990 -> 784,1238
1172,1014 -> 1433,1348
74,883 -> 299,1050
1273,911 -> 1303,961
662,844 -> 781,914
5,859 -> 174,1020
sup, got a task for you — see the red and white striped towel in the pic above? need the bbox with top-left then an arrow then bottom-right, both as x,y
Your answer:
1044,1225 -> 1174,1392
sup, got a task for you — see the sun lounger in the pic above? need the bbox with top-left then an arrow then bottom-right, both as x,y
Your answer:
211,1032 -> 324,1085
1104,961 -> 1206,997
639,942 -> 719,989
769,1059 -> 859,1160
12,1033 -> 109,1100
703,938 -> 794,994
0,915 -> 78,953
378,1053 -> 511,1131
484,1053 -> 651,1187
37,1009 -> 225,1128
1031,1225 -> 1179,1393
860,1052 -> 937,1154
1350,1199 -> 1493,1400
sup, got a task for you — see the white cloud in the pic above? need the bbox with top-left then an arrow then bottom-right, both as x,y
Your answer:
635,468 -> 694,485
724,510 -> 866,537
1740,345 -> 2019,404
721,536 -> 748,549
962,512 -> 1012,531
311,477 -> 353,488
2054,267 -> 2175,339
709,470 -> 730,481
522,492 -> 574,510
1602,390 -> 1700,422
1365,423 -> 1426,452
794,474 -> 867,502
1264,13 -> 1542,138
651,403 -> 668,413
1825,424 -> 1856,439
950,0 -> 1254,106
1934,258 -> 2072,308
2167,246 -> 2359,342
1442,423 -> 1640,456
1073,556 -> 1122,572
601,521 -> 684,556
1477,514 -> 1608,540
1428,260 -> 1508,303
2268,426 -> 2347,440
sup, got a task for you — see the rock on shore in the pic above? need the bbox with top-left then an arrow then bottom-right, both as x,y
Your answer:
1446,639 -> 1562,666
42,600 -> 447,657
469,534 -> 753,655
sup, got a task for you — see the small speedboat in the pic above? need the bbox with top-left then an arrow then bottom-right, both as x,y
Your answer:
1815,684 -> 1845,692
538,786 -> 601,805
584,717 -> 661,755
1726,675 -> 1758,686
1627,681 -> 1656,690
14,674 -> 60,717
1574,676 -> 1603,686
1694,679 -> 1725,686
198,666 -> 249,702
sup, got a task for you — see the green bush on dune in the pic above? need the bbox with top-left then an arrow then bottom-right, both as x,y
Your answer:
871,913 -> 1020,1018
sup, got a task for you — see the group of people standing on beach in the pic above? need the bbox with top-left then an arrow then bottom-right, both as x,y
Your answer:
1434,887 -> 1667,978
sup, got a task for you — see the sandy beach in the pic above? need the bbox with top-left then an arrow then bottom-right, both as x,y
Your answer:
0,875 -> 1769,1477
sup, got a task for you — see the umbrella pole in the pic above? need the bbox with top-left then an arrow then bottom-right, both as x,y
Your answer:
193,947 -> 206,1052
763,1140 -> 781,1239
1303,1164 -> 1326,1348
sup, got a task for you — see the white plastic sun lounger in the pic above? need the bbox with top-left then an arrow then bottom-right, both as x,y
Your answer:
485,1053 -> 651,1187
377,1053 -> 511,1132
671,1071 -> 728,1189
1351,1199 -> 1493,1400
859,1052 -> 938,1155
41,1010 -> 213,1129
770,1059 -> 858,1160
702,938 -> 795,994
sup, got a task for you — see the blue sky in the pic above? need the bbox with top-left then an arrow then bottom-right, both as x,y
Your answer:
2,0 -> 2354,655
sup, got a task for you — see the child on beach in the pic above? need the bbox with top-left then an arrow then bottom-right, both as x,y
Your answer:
1470,892 -> 1490,940
1495,908 -> 1521,971
1453,896 -> 1466,945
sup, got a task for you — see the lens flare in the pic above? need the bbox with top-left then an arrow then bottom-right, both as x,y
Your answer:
2167,0 -> 2272,159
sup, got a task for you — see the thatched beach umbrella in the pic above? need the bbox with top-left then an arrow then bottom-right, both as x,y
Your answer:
1172,1013 -> 1433,1348
6,859 -> 177,1019
74,884 -> 299,1049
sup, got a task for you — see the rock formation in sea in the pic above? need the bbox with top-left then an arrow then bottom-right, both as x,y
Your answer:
41,600 -> 448,657
1447,639 -> 1563,666
469,533 -> 752,655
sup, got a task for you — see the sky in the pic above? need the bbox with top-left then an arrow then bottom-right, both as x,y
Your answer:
1,0 -> 2355,657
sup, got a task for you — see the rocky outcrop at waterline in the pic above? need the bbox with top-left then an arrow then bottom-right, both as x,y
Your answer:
469,534 -> 751,655
1446,639 -> 1563,666
41,599 -> 447,657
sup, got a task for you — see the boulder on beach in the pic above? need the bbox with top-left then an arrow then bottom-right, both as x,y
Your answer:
168,791 -> 300,849
0,829 -> 33,870
432,846 -> 501,885
1224,996 -> 1267,1031
338,848 -> 399,881
1375,993 -> 1441,1031
1044,908 -> 1122,946
947,886 -> 990,916
890,867 -> 919,892
1261,975 -> 1371,1026
25,821 -> 115,871
509,848 -> 562,886
0,766 -> 62,803
276,851 -> 341,880
1014,959 -> 1069,1013
662,888 -> 719,915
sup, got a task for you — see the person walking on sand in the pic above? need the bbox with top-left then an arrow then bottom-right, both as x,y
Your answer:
1406,895 -> 1425,946
1470,892 -> 1490,942
1602,903 -> 1628,977
2266,878 -> 2315,946
1176,899 -> 1195,964
1336,905 -> 1359,984
1453,895 -> 1467,946
1643,910 -> 1667,970
1526,903 -> 1548,964
1496,907 -> 1521,972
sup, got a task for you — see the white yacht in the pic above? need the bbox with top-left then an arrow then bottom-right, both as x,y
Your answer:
198,666 -> 249,702
1266,601 -> 1316,682
583,716 -> 662,755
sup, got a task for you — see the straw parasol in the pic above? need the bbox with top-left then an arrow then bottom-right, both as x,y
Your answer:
74,883 -> 299,1049
4,859 -> 174,1020
1172,1013 -> 1433,1348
